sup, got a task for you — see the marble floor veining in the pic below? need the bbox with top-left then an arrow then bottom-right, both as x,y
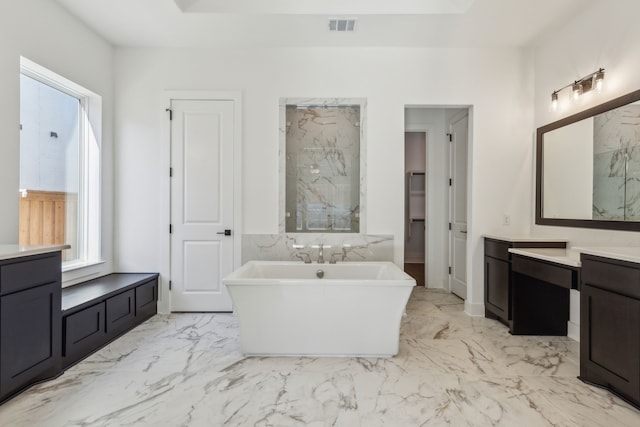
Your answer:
1,288 -> 639,426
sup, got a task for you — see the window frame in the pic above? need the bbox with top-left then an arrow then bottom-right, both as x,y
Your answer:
19,57 -> 102,272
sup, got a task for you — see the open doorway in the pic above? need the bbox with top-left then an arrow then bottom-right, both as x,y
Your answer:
404,132 -> 426,285
404,107 -> 470,298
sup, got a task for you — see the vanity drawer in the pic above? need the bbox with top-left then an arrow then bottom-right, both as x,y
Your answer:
485,239 -> 511,261
581,255 -> 640,299
0,253 -> 60,295
512,255 -> 575,289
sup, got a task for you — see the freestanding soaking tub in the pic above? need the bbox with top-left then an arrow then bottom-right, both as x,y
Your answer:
223,261 -> 416,357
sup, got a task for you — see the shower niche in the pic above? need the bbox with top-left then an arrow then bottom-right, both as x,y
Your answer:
280,98 -> 366,233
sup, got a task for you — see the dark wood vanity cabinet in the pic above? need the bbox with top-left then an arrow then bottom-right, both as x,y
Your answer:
484,238 -> 566,327
510,255 -> 578,335
0,252 -> 62,402
484,240 -> 511,321
580,254 -> 640,407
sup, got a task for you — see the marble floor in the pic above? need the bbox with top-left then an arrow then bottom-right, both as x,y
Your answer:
1,288 -> 639,426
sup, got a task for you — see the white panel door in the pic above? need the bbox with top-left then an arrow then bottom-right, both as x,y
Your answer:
171,99 -> 234,311
449,113 -> 468,300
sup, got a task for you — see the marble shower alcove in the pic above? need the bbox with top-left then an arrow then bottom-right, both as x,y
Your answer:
279,98 -> 367,234
241,98 -> 384,265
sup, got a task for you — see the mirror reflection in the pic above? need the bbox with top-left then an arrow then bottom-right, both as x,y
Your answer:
281,99 -> 365,233
537,89 -> 640,230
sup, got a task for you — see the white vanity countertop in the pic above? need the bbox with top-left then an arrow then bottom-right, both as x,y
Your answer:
573,246 -> 640,265
509,246 -> 640,267
483,234 -> 569,243
0,244 -> 71,261
508,247 -> 581,267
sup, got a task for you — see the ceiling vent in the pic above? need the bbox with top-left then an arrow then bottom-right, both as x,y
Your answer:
328,18 -> 357,32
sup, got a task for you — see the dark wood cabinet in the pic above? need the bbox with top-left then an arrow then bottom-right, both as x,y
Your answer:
0,255 -> 158,403
136,279 -> 158,320
485,254 -> 510,320
483,237 -> 566,328
106,289 -> 135,337
0,252 -> 62,403
510,254 -> 577,335
63,302 -> 106,362
580,254 -> 640,408
61,273 -> 158,368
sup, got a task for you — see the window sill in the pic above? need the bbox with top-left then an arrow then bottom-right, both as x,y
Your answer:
62,259 -> 106,273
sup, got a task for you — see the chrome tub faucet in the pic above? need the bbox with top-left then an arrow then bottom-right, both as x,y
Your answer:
312,244 -> 331,264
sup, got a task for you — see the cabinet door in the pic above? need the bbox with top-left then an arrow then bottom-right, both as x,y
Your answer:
135,279 -> 157,320
63,302 -> 106,367
485,256 -> 509,320
0,282 -> 61,398
581,284 -> 640,403
106,289 -> 135,338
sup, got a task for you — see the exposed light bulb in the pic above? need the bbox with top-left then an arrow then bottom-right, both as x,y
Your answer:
551,91 -> 559,111
594,69 -> 605,93
572,82 -> 582,102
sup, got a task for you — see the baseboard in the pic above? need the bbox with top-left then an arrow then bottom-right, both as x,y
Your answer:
464,301 -> 485,317
567,321 -> 580,342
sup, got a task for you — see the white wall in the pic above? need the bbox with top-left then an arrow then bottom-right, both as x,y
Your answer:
114,46 -> 534,313
0,0 -> 114,282
533,0 -> 640,246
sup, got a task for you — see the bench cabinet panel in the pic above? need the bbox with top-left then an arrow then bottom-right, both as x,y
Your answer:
63,302 -> 106,364
136,279 -> 158,320
106,289 -> 135,337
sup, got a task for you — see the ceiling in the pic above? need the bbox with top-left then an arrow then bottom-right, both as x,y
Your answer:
56,0 -> 595,48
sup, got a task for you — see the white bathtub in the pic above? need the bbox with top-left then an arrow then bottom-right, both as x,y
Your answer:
223,261 -> 416,357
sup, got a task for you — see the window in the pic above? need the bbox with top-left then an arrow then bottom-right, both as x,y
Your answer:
19,58 -> 101,270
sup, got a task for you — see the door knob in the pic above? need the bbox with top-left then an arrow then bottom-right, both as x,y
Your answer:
217,229 -> 232,236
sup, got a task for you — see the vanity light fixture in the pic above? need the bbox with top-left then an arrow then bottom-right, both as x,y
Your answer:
550,67 -> 605,111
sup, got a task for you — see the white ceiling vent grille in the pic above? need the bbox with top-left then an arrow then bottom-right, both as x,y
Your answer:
328,18 -> 357,32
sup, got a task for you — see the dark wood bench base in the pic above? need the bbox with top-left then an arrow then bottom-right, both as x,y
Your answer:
61,273 -> 159,369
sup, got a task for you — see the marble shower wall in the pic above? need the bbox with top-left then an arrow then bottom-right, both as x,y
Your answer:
241,234 -> 393,264
593,103 -> 640,220
279,98 -> 367,233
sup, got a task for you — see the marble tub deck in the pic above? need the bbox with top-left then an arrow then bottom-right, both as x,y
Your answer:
1,289 -> 639,426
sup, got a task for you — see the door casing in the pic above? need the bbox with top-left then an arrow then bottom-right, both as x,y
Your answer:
448,111 -> 469,300
159,91 -> 242,313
